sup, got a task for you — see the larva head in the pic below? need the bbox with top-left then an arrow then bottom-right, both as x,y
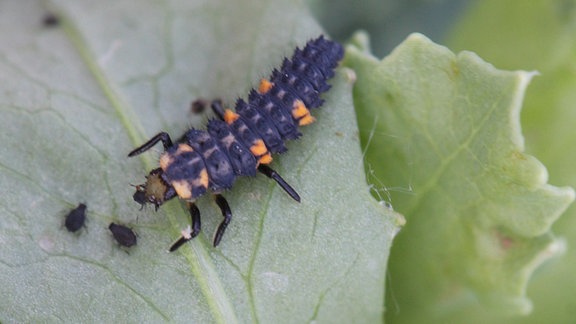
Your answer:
132,168 -> 174,211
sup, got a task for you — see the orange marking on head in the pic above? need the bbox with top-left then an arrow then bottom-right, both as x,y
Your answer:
291,100 -> 309,119
258,153 -> 273,165
172,180 -> 192,200
250,139 -> 268,156
298,115 -> 316,126
224,109 -> 240,124
258,79 -> 274,94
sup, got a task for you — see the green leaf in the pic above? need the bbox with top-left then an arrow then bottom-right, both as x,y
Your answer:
447,0 -> 576,322
0,1 -> 399,322
344,32 -> 574,322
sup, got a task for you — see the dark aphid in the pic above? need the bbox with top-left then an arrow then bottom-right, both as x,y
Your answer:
132,185 -> 147,209
190,98 -> 208,115
64,203 -> 87,232
42,13 -> 60,28
131,183 -> 153,211
108,223 -> 137,248
129,35 -> 343,251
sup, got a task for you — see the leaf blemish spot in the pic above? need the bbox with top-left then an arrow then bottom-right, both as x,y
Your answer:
261,271 -> 289,293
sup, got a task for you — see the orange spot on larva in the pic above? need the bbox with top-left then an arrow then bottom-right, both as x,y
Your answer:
292,100 -> 315,125
198,169 -> 209,188
258,153 -> 273,164
224,109 -> 240,124
258,79 -> 274,94
298,115 -> 316,126
172,180 -> 192,200
159,153 -> 173,171
291,100 -> 309,119
176,144 -> 194,154
250,139 -> 268,156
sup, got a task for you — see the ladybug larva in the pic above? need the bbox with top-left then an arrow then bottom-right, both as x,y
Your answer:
129,35 -> 343,251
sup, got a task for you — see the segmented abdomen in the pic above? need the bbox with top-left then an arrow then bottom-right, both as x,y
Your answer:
161,36 -> 343,198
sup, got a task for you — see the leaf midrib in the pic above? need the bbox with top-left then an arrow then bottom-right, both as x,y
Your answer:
58,10 -> 238,324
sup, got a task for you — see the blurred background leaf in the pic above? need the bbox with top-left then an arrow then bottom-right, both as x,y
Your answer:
312,0 -> 576,322
448,1 -> 576,323
345,32 -> 573,323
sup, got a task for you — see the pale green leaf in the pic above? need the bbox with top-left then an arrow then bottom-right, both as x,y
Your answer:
345,32 -> 574,322
448,0 -> 576,322
0,1 -> 399,322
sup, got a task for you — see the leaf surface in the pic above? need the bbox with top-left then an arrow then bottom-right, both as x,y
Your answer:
448,0 -> 576,322
0,1 -> 399,322
345,32 -> 574,322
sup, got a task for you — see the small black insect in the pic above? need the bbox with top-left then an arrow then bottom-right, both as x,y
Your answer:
42,13 -> 60,28
64,203 -> 87,232
129,35 -> 343,251
108,223 -> 137,248
132,184 -> 148,210
190,98 -> 209,115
